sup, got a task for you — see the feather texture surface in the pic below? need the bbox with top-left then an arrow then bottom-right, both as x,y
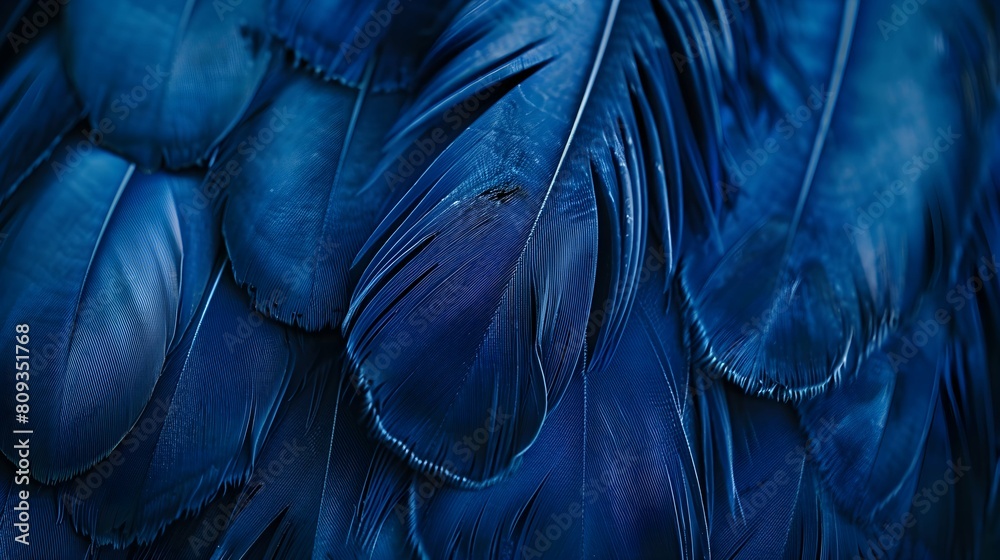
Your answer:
62,266 -> 299,546
219,70 -> 406,330
681,0 -> 999,398
0,139 -> 215,482
344,0 -> 729,485
59,0 -> 272,169
0,28 -> 83,205
206,342 -> 411,560
0,0 -> 996,557
412,272 -> 707,559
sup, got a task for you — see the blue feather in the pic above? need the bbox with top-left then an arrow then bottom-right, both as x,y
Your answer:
0,138 -> 218,482
696,383 -> 807,558
0,0 -> 33,44
344,0 -> 728,486
0,0 -> 997,556
795,308 -> 941,528
0,28 -> 83,204
61,265 -> 301,546
0,462 -> 95,559
219,0 -> 463,330
218,68 -> 406,330
128,485 -> 246,559
207,344 -> 412,560
58,0 -> 273,169
681,0 -> 999,399
267,0 -> 386,85
267,0 -> 459,89
412,273 -> 708,559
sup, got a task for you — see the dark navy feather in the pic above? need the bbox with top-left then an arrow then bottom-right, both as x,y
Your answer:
697,383 -> 806,558
412,274 -> 708,559
62,266 -> 299,546
267,0 -> 457,89
0,0 -> 996,556
218,69 -> 406,330
0,138 -> 213,482
267,0 -> 386,85
58,0 -> 272,169
0,0 -> 33,46
344,0 -> 729,486
207,343 -> 412,560
795,309 -> 941,528
682,0 -> 999,398
0,28 -> 83,204
0,462 -> 94,559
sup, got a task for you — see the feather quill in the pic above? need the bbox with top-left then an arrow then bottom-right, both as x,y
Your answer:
62,266 -> 300,546
682,0 -> 999,398
345,0 -> 728,485
412,273 -> 708,559
0,138 -> 213,482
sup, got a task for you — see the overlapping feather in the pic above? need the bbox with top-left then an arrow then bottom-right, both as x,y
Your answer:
344,0 -> 733,486
0,139 -> 216,482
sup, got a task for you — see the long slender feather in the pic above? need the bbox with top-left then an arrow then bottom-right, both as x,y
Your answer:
344,0 -> 729,485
